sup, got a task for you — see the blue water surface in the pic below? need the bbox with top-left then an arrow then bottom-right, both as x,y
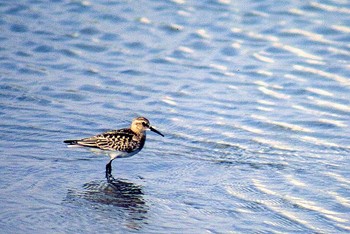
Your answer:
0,0 -> 350,233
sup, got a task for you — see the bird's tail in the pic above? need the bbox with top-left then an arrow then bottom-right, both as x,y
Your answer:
64,139 -> 85,148
63,139 -> 78,144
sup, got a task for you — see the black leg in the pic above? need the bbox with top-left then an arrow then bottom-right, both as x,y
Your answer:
105,160 -> 114,183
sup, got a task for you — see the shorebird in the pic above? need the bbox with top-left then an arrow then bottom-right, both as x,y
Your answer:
64,117 -> 164,182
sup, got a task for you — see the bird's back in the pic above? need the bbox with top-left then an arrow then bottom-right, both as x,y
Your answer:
64,128 -> 146,153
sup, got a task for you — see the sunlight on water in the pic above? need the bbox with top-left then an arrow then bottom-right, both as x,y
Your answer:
305,87 -> 334,97
258,87 -> 290,99
283,28 -> 332,44
294,65 -> 350,86
318,118 -> 347,127
331,24 -> 350,33
273,42 -> 323,60
253,138 -> 295,151
284,174 -> 307,187
252,53 -> 275,63
310,97 -> 350,113
310,1 -> 350,14
301,136 -> 342,148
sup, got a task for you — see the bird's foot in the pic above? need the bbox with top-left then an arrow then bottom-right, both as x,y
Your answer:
106,172 -> 115,183
105,161 -> 114,183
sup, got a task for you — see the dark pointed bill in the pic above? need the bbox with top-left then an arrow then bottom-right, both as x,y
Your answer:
150,126 -> 164,137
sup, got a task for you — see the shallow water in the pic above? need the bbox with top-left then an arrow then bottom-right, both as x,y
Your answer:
1,0 -> 350,233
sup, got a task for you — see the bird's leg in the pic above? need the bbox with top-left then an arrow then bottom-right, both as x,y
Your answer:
105,160 -> 115,182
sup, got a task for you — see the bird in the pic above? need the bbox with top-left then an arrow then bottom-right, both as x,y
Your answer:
64,117 -> 164,182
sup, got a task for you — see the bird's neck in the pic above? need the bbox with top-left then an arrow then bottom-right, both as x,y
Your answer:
132,130 -> 146,138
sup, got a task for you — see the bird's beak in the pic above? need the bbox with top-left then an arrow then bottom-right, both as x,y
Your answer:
150,126 -> 164,137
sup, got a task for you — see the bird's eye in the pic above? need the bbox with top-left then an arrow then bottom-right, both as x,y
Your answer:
142,122 -> 147,127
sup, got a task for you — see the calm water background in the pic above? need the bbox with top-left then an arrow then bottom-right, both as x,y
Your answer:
1,0 -> 350,233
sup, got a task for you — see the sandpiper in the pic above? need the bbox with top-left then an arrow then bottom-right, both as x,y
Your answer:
64,117 -> 164,182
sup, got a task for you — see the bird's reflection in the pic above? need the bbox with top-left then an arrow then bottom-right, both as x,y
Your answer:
66,178 -> 148,230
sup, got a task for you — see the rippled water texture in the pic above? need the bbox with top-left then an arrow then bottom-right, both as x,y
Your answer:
1,0 -> 350,233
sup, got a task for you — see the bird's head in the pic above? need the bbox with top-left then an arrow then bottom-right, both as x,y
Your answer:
131,117 -> 164,137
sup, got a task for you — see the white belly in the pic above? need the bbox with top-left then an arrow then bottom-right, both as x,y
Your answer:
86,148 -> 141,160
108,149 -> 141,160
67,145 -> 141,160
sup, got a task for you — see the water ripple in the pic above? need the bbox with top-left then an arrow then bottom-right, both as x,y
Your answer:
294,65 -> 350,86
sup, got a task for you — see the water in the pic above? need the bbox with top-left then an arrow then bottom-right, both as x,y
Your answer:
1,0 -> 350,232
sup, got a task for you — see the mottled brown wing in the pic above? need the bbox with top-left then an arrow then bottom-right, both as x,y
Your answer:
76,129 -> 140,152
